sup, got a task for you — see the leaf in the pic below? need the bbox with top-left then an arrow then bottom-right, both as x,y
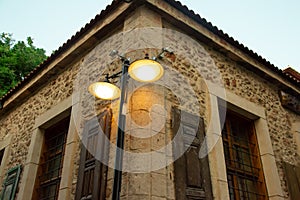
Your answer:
0,32 -> 47,98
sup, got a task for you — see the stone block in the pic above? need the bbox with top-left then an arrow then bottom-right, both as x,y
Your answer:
127,195 -> 150,200
151,173 -> 166,197
208,138 -> 227,181
255,118 -> 275,156
130,136 -> 151,152
151,132 -> 166,152
59,141 -> 77,190
269,196 -> 285,200
128,174 -> 151,195
216,180 -> 230,200
151,196 -> 166,200
25,129 -> 43,165
260,154 -> 284,197
17,163 -> 39,200
57,188 -> 71,200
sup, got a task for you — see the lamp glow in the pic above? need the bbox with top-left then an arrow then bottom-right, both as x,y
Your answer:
128,59 -> 164,82
88,82 -> 121,100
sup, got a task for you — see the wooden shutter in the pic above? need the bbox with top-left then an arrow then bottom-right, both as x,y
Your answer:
283,162 -> 300,199
172,108 -> 213,200
0,165 -> 21,200
75,109 -> 112,200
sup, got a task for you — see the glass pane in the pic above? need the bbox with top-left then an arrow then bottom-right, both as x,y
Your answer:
223,142 -> 230,165
237,178 -> 248,199
234,146 -> 252,172
227,174 -> 235,200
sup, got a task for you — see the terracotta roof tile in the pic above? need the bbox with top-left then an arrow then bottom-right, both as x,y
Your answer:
284,67 -> 300,82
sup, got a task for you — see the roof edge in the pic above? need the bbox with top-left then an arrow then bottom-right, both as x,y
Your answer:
160,0 -> 299,89
0,0 -> 128,109
1,0 -> 299,110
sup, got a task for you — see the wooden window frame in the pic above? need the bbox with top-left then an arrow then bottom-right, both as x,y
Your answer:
35,117 -> 70,200
222,111 -> 267,200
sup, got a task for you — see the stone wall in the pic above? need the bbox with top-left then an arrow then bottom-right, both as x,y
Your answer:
205,45 -> 300,198
0,61 -> 79,198
90,21 -> 299,198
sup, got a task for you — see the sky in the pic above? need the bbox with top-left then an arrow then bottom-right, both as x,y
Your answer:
0,0 -> 299,72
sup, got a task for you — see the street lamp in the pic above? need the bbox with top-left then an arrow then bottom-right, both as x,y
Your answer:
88,82 -> 121,100
128,59 -> 164,82
88,48 -> 172,200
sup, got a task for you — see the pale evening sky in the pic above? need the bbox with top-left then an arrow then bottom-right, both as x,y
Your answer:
0,0 -> 299,72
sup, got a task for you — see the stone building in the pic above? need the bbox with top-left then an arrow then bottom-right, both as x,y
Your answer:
0,0 -> 299,199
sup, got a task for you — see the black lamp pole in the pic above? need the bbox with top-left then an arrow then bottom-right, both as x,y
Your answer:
112,59 -> 130,200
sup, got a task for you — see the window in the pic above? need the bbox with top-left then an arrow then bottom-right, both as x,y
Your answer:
35,117 -> 70,200
75,109 -> 112,200
222,111 -> 267,200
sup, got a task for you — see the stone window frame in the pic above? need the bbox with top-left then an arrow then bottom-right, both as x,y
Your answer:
292,122 -> 300,156
207,86 -> 284,200
0,134 -> 12,187
17,95 -> 79,200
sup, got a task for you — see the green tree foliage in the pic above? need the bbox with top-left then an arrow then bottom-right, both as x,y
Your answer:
0,33 -> 47,97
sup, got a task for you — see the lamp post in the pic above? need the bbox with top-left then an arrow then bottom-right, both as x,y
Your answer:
88,49 -> 171,200
112,58 -> 129,200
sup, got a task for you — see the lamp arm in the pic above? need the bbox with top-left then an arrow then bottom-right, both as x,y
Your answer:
155,47 -> 174,60
108,71 -> 123,80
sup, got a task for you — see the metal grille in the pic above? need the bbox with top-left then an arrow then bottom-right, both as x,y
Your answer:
222,112 -> 267,200
38,118 -> 69,200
